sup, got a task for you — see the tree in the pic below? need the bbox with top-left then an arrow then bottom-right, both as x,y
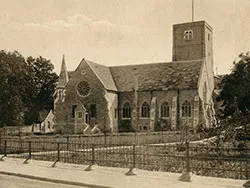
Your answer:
0,50 -> 27,126
24,56 -> 58,124
218,52 -> 250,119
0,50 -> 58,126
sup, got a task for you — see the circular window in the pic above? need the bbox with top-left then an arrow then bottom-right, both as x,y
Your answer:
77,81 -> 90,97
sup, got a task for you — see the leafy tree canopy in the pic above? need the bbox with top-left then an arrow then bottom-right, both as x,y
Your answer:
218,52 -> 250,119
0,50 -> 58,126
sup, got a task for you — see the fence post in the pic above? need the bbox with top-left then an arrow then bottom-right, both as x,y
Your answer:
0,140 -> 7,161
67,136 -> 69,151
243,155 -> 250,188
246,159 -> 249,181
51,142 -> 60,167
104,132 -> 107,146
4,140 -> 7,157
23,141 -> 31,164
29,141 -> 32,159
134,132 -> 137,145
126,143 -> 136,175
85,143 -> 95,171
57,142 -> 60,161
179,141 -> 191,182
243,180 -> 250,188
91,143 -> 95,165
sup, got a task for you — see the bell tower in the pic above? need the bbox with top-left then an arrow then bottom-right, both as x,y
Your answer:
172,20 -> 214,86
172,21 -> 215,127
54,55 -> 69,133
173,21 -> 213,61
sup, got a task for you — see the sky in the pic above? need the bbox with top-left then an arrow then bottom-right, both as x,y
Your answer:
0,0 -> 249,74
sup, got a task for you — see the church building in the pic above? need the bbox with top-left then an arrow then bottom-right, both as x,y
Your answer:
53,20 -> 215,134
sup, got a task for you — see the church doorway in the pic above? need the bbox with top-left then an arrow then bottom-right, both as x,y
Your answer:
85,113 -> 89,124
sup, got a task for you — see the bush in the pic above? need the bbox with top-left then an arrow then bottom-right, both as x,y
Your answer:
118,119 -> 133,132
155,119 -> 171,131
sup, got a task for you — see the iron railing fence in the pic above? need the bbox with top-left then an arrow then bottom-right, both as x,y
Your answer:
188,145 -> 250,179
0,131 -> 202,146
0,139 -> 249,180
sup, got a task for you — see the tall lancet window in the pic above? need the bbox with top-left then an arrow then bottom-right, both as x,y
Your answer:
160,102 -> 170,118
141,102 -> 150,118
122,102 -> 131,118
182,101 -> 191,117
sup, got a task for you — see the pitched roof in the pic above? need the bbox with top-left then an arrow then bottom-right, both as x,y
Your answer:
86,60 -> 118,91
109,60 -> 203,92
65,59 -> 203,92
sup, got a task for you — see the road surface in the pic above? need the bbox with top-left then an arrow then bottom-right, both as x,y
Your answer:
0,174 -> 88,188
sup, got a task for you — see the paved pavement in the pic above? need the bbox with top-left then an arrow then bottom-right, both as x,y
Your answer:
0,174 -> 88,188
0,157 -> 247,188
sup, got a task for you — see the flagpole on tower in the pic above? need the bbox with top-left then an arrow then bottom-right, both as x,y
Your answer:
192,0 -> 194,22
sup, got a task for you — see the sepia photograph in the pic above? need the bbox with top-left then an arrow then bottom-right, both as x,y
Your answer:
0,0 -> 250,187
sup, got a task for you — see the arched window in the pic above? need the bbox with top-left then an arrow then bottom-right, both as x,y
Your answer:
182,101 -> 191,117
160,102 -> 170,118
48,121 -> 51,129
141,102 -> 150,118
122,103 -> 131,118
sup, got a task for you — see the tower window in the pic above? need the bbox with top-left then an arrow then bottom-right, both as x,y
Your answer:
208,33 -> 210,41
184,30 -> 193,40
141,102 -> 150,118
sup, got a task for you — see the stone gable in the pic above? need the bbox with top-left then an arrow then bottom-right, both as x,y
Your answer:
55,59 -> 118,134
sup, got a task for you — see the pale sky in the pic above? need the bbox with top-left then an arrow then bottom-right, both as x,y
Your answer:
0,0 -> 249,74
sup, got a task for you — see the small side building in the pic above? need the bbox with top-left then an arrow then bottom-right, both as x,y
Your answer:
32,110 -> 55,134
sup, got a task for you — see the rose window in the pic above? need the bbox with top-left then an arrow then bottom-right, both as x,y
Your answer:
77,81 -> 90,97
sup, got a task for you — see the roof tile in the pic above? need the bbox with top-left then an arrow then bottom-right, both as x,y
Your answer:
109,60 -> 203,91
86,60 -> 118,91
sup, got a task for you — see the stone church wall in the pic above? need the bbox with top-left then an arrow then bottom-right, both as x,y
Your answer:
118,89 -> 199,132
178,89 -> 199,129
